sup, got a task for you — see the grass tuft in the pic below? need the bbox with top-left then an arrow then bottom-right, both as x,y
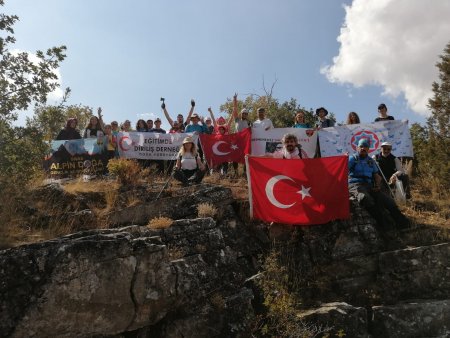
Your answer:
147,216 -> 173,229
197,202 -> 218,218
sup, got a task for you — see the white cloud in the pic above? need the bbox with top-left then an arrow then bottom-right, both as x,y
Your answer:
321,0 -> 450,116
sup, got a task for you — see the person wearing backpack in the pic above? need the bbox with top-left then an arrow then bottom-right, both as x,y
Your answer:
173,136 -> 206,186
349,138 -> 409,229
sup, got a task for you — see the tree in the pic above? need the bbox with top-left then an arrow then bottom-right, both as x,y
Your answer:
220,95 -> 317,129
27,103 -> 93,140
0,0 -> 67,121
0,0 -> 67,190
424,42 -> 450,189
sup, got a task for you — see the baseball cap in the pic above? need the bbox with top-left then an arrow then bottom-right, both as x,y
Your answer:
381,141 -> 392,147
155,118 -> 161,122
191,113 -> 199,119
358,139 -> 370,147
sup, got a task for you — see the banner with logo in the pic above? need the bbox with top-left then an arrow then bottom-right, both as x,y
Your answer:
251,127 -> 317,158
43,139 -> 108,177
318,120 -> 413,157
246,156 -> 349,225
117,132 -> 198,160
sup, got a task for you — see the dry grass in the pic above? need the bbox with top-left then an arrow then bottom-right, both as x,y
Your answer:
210,293 -> 226,310
402,176 -> 450,228
147,216 -> 173,229
107,158 -> 141,186
197,202 -> 218,218
64,178 -> 119,194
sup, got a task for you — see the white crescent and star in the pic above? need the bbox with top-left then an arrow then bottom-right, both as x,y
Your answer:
212,141 -> 231,156
119,136 -> 132,151
265,175 -> 312,208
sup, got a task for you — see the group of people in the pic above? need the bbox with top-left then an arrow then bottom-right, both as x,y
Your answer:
55,98 -> 410,230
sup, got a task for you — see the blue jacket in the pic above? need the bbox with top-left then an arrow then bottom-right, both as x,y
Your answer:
348,154 -> 378,184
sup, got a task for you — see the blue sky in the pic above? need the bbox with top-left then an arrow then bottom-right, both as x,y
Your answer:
5,0 -> 450,130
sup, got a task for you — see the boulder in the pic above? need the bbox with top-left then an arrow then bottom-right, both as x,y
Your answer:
371,299 -> 450,338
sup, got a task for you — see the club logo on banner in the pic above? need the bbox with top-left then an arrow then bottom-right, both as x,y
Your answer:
251,127 -> 317,158
117,132 -> 198,160
246,156 -> 349,225
318,120 -> 413,157
200,128 -> 251,166
43,139 -> 108,177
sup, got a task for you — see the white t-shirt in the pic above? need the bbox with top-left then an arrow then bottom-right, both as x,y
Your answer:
272,148 -> 301,159
252,118 -> 273,130
180,153 -> 197,170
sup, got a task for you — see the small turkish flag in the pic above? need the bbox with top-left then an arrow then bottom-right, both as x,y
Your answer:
200,128 -> 251,167
246,156 -> 349,225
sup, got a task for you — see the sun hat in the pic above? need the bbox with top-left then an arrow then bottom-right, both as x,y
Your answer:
315,107 -> 328,116
378,103 -> 387,110
182,136 -> 194,144
381,141 -> 392,147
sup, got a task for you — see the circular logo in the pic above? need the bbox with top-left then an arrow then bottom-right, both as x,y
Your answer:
350,130 -> 380,153
119,136 -> 132,151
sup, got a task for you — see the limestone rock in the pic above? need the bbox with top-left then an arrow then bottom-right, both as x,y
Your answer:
297,302 -> 368,338
371,299 -> 450,338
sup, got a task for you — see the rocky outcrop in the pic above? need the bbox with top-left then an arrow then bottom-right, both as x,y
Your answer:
1,183 -> 449,337
0,216 -> 261,338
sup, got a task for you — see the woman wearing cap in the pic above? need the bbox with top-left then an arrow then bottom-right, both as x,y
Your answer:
346,112 -> 361,125
207,106 -> 233,134
57,118 -> 82,140
173,136 -> 206,186
315,107 -> 335,129
293,110 -> 311,128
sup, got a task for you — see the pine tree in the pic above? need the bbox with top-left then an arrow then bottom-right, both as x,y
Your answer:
425,42 -> 450,189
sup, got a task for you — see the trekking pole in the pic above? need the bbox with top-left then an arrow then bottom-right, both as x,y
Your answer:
155,149 -> 179,201
373,158 -> 395,198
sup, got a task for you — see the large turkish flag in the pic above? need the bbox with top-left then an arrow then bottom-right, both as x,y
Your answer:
246,156 -> 349,225
200,128 -> 251,167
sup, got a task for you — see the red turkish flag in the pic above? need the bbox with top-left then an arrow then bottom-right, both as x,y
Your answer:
200,128 -> 251,167
246,156 -> 349,225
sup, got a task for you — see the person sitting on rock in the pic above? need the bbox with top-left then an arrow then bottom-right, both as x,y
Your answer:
373,141 -> 411,199
272,133 -> 302,159
348,138 -> 409,229
173,136 -> 206,186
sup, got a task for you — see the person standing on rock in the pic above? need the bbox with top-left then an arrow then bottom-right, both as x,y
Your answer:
375,103 -> 395,122
348,138 -> 409,229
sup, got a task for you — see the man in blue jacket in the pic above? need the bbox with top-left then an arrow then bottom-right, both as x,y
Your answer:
349,139 -> 409,229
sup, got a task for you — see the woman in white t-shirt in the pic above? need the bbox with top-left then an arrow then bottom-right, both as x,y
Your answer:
173,136 -> 206,186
